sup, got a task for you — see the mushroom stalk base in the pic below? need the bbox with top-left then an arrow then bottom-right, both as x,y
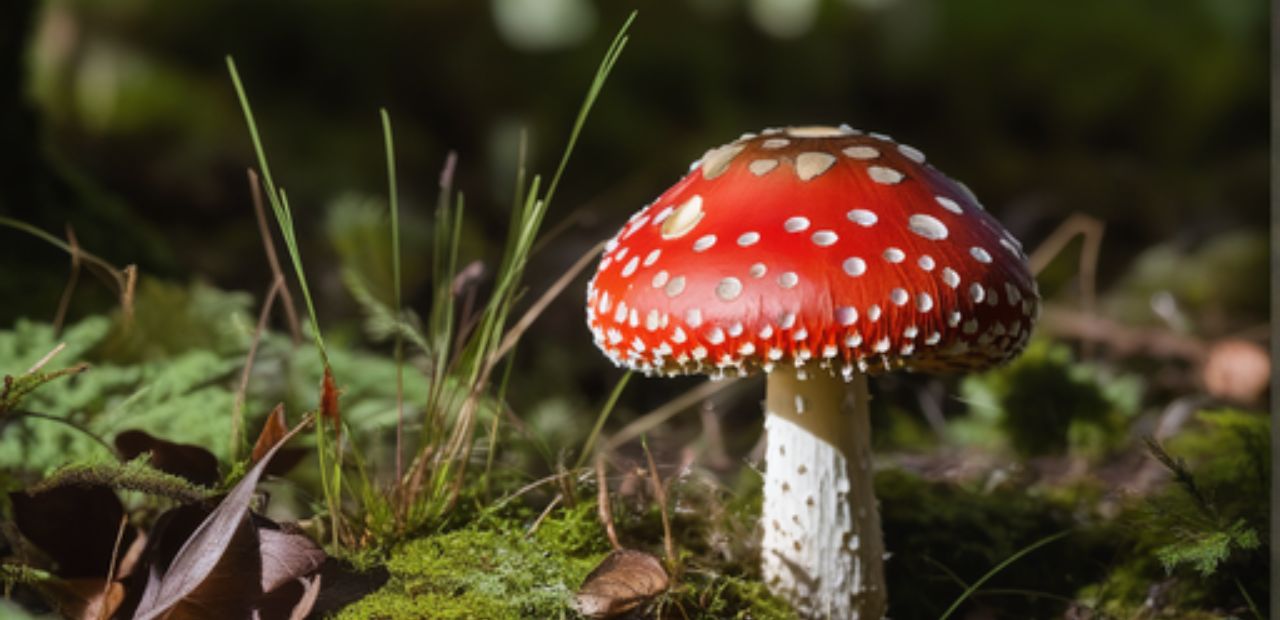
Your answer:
761,368 -> 886,619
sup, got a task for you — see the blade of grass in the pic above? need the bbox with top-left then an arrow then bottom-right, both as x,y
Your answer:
937,530 -> 1071,620
397,11 -> 636,538
227,56 -> 342,546
381,108 -> 407,483
575,372 -> 632,470
490,239 -> 606,364
226,57 -> 328,368
542,10 -> 635,208
1234,577 -> 1262,620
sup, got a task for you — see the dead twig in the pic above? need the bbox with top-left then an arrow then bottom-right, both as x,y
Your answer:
1027,213 -> 1104,358
490,239 -> 606,364
595,453 -> 621,550
642,437 -> 677,579
248,168 -> 302,344
52,225 -> 81,334
0,216 -> 136,325
25,342 -> 67,375
526,493 -> 563,537
231,276 -> 283,461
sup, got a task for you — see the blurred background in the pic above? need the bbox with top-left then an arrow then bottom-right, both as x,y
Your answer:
0,1 -> 1270,615
1,0 -> 1268,417
1,0 -> 1269,437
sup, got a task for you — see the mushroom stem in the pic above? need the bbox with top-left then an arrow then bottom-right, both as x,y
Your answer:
762,366 -> 886,618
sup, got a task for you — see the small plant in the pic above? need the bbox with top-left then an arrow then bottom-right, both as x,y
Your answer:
226,12 -> 636,555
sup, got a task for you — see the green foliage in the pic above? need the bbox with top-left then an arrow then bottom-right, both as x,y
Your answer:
1154,519 -> 1258,577
325,193 -> 431,309
95,279 -> 256,363
1081,409 -> 1268,614
955,339 -> 1140,457
0,298 -> 250,472
1144,410 -> 1267,576
0,564 -> 54,588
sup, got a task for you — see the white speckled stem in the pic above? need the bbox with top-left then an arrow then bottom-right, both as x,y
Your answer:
761,368 -> 886,619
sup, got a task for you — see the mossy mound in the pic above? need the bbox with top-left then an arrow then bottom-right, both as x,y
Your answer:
336,504 -> 608,619
335,496 -> 796,620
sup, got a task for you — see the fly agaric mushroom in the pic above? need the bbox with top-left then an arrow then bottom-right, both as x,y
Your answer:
585,125 -> 1039,618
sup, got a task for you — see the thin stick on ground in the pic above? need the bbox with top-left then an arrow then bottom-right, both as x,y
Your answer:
25,342 -> 67,375
526,493 -> 563,537
595,453 -> 621,550
52,225 -> 81,334
642,436 -> 677,578
247,169 -> 302,344
231,276 -> 283,461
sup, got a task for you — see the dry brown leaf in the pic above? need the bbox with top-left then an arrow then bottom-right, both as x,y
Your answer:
116,430 -> 220,487
573,549 -> 669,619
37,577 -> 125,620
9,485 -> 136,579
252,403 -> 289,465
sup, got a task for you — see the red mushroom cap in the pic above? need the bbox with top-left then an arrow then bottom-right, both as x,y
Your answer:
585,125 -> 1039,380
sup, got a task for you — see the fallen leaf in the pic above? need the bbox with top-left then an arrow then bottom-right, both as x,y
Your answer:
116,430 -> 220,486
251,404 -> 289,465
9,485 -> 136,579
252,404 -> 307,477
573,549 -> 669,619
131,415 -> 312,620
35,577 -> 125,620
257,520 -> 326,594
287,574 -> 322,620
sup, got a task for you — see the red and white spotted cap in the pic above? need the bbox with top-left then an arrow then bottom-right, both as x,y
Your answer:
585,125 -> 1039,380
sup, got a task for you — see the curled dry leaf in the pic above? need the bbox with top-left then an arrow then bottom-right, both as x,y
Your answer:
115,430 -> 220,487
251,403 -> 289,465
573,549 -> 669,619
252,404 -> 307,476
9,485 -> 136,579
131,415 -> 313,620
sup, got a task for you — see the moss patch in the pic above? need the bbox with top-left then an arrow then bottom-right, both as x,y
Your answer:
336,506 -> 607,619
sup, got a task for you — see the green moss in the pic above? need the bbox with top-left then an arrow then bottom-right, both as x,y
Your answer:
336,492 -> 797,620
955,339 -> 1140,457
659,572 -> 797,620
1084,409 -> 1269,613
877,469 -> 1107,619
336,506 -> 606,620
